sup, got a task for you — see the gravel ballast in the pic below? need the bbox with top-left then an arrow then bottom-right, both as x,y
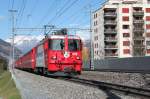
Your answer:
80,71 -> 149,89
12,69 -> 149,99
12,69 -> 108,99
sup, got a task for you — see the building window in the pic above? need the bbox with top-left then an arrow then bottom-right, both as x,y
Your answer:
123,33 -> 130,37
146,33 -> 150,37
122,8 -> 129,13
147,49 -> 150,54
146,16 -> 150,21
122,16 -> 129,21
123,49 -> 130,54
123,41 -> 130,46
123,25 -> 129,29
94,43 -> 98,48
94,13 -> 97,19
94,28 -> 98,33
146,8 -> 150,13
94,36 -> 98,40
94,21 -> 98,26
146,24 -> 150,29
146,41 -> 150,45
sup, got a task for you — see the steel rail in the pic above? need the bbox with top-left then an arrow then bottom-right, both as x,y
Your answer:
66,77 -> 150,98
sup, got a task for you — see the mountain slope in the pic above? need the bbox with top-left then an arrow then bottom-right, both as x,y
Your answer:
0,39 -> 22,60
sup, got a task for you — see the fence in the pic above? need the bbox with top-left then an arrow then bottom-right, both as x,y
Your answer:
93,56 -> 150,73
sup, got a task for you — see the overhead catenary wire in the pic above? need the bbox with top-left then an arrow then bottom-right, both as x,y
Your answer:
16,0 -> 27,28
25,0 -> 39,28
33,0 -> 57,28
60,0 -> 107,27
28,0 -> 39,16
14,0 -> 104,36
47,0 -> 79,25
58,7 -> 89,27
29,0 -> 72,35
14,27 -> 91,31
11,0 -> 14,9
28,0 -> 60,35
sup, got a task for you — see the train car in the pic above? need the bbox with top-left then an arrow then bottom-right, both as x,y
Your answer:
15,35 -> 83,75
15,48 -> 36,71
15,57 -> 22,69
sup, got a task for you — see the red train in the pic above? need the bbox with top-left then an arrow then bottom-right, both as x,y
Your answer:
15,35 -> 83,75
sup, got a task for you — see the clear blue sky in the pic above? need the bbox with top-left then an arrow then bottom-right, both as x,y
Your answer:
0,0 -> 106,40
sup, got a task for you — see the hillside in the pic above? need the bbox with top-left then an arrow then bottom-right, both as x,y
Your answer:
0,39 -> 22,61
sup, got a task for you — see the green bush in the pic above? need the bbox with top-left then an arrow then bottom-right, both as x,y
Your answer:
0,59 -> 7,72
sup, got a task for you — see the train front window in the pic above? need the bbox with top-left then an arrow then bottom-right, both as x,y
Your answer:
49,39 -> 64,50
68,39 -> 80,51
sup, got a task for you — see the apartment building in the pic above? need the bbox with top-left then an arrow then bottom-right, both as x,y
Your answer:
92,0 -> 150,59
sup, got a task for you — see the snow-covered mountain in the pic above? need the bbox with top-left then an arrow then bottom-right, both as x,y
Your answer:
6,35 -> 44,54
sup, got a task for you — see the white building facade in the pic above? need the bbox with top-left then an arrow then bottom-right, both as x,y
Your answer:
92,0 -> 150,59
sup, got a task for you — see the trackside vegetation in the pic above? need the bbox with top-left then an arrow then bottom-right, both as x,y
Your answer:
0,59 -> 21,99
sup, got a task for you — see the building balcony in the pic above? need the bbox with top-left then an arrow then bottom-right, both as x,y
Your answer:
104,21 -> 117,25
133,20 -> 144,24
133,28 -> 144,33
104,12 -> 117,17
133,45 -> 145,48
133,36 -> 144,40
104,45 -> 118,49
104,29 -> 117,34
146,33 -> 150,38
104,37 -> 117,42
133,11 -> 144,16
104,8 -> 116,11
105,53 -> 118,57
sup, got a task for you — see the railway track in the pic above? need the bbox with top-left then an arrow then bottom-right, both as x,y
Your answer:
64,77 -> 150,98
15,68 -> 150,98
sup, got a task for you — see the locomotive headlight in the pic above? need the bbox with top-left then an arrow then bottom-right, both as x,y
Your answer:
64,51 -> 69,58
76,56 -> 80,60
51,56 -> 57,60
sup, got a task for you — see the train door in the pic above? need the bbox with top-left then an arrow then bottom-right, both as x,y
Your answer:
36,44 -> 45,68
31,48 -> 36,70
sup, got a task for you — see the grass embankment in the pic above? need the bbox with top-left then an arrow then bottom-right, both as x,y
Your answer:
0,71 -> 21,99
0,59 -> 21,99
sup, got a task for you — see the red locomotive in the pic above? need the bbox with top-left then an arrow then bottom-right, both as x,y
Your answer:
15,35 -> 83,75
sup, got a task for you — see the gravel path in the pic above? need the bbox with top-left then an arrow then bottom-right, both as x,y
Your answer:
12,69 -> 108,99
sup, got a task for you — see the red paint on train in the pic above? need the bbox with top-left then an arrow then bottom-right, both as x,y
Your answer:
15,35 -> 83,75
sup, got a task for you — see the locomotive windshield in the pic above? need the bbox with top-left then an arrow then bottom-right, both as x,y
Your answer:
68,39 -> 80,51
49,39 -> 64,50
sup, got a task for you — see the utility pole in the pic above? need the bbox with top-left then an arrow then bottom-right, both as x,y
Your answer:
89,5 -> 94,70
9,9 -> 17,71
